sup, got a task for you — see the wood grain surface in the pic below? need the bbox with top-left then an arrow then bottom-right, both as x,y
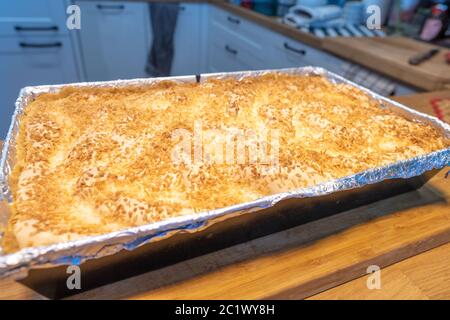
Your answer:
309,242 -> 450,300
323,37 -> 450,91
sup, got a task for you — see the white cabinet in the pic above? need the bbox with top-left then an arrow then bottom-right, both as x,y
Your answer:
171,4 -> 203,76
0,37 -> 79,138
205,5 -> 345,74
265,32 -> 346,74
0,0 -> 68,36
208,34 -> 255,73
75,1 -> 151,81
266,36 -> 311,69
204,5 -> 416,96
76,2 -> 202,78
206,6 -> 268,72
0,0 -> 79,139
207,19 -> 266,72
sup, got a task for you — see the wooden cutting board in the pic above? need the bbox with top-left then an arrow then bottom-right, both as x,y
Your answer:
323,36 -> 450,91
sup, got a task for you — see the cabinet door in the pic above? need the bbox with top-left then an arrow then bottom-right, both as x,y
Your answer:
266,36 -> 311,69
265,32 -> 346,73
207,24 -> 266,73
171,4 -> 202,76
209,5 -> 269,50
75,1 -> 151,81
206,7 -> 268,73
0,0 -> 68,36
0,37 -> 78,138
207,39 -> 246,73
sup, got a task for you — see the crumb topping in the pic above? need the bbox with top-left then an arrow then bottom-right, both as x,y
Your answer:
3,73 -> 448,251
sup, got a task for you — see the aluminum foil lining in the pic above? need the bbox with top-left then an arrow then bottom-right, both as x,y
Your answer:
1,67 -> 449,278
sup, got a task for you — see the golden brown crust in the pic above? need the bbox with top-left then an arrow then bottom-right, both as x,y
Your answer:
2,73 -> 449,252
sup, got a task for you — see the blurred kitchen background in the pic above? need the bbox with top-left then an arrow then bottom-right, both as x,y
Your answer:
1,0 -> 450,138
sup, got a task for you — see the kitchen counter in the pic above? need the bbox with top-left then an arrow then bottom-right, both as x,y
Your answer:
0,90 -> 449,300
210,0 -> 450,91
211,0 -> 322,48
323,37 -> 450,91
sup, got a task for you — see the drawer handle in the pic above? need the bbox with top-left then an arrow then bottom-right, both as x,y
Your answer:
96,4 -> 125,10
225,45 -> 238,55
227,16 -> 240,24
15,25 -> 58,32
19,42 -> 62,48
283,42 -> 306,55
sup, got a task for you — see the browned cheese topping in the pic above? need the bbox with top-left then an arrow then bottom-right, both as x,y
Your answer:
3,73 -> 448,251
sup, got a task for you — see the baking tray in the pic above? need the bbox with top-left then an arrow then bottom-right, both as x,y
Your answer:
1,67 -> 449,296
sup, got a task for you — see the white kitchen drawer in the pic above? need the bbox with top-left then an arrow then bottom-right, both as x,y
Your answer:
208,5 -> 346,72
267,36 -> 310,69
209,5 -> 270,49
266,32 -> 346,73
0,0 -> 68,36
208,21 -> 266,73
210,18 -> 262,53
0,36 -> 79,138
